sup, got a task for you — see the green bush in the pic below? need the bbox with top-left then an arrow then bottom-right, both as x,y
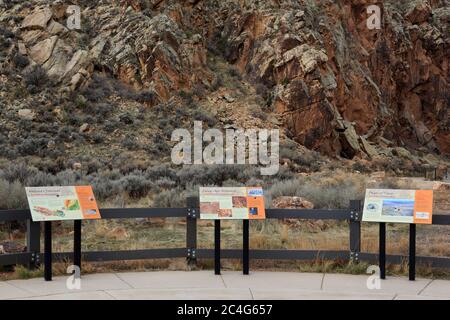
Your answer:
13,53 -> 29,69
0,179 -> 28,209
24,65 -> 49,88
119,173 -> 151,198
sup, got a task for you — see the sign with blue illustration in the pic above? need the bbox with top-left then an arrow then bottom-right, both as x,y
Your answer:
362,189 -> 433,224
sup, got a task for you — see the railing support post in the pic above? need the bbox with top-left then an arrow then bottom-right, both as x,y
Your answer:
186,197 -> 198,266
349,200 -> 362,263
409,224 -> 416,281
44,221 -> 52,281
26,220 -> 41,269
243,220 -> 249,275
74,220 -> 82,272
214,220 -> 221,275
379,222 -> 386,279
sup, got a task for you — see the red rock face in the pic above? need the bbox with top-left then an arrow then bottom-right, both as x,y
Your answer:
10,0 -> 447,160
191,0 -> 449,158
80,0 -> 449,159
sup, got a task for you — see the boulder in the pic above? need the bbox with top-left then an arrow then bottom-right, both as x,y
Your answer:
18,42 -> 27,55
70,72 -> 86,91
79,123 -> 90,133
341,123 -> 361,158
47,20 -> 68,35
299,47 -> 328,74
62,50 -> 89,80
72,162 -> 82,170
21,8 -> 53,30
18,109 -> 35,121
393,147 -> 413,160
359,137 -> 379,159
271,196 -> 314,209
275,44 -> 328,74
222,93 -> 235,103
29,36 -> 58,65
42,40 -> 75,79
370,171 -> 386,179
271,196 -> 334,232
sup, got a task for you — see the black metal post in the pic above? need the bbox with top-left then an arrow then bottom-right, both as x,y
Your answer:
214,220 -> 221,275
349,200 -> 362,263
74,220 -> 82,273
26,220 -> 41,269
44,221 -> 52,281
186,197 -> 198,266
243,220 -> 249,275
409,224 -> 416,281
379,222 -> 386,279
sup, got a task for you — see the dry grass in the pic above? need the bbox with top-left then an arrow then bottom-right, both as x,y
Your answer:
3,257 -> 449,281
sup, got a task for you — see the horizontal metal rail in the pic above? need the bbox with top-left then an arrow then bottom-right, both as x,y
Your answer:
0,209 -> 30,222
54,248 -> 187,262
431,214 -> 450,225
3,250 -> 448,270
266,209 -> 350,220
1,208 -> 448,223
0,208 -> 187,221
196,250 -> 450,268
1,202 -> 449,271
99,208 -> 186,219
197,249 -> 350,260
0,252 -> 32,266
359,253 -> 450,269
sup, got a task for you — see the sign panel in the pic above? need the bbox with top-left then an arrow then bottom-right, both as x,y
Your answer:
362,189 -> 433,224
25,186 -> 101,221
199,187 -> 265,220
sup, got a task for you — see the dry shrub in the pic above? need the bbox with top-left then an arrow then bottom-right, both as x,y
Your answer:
250,233 -> 274,249
107,227 -> 130,240
266,169 -> 368,209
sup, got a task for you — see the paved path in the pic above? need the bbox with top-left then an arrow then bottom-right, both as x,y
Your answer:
1,271 -> 449,300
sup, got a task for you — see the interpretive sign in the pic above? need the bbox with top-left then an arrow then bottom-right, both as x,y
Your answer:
199,187 -> 265,220
25,186 -> 101,221
362,189 -> 433,224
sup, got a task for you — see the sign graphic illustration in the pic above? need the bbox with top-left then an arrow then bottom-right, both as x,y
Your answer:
199,187 -> 265,220
25,186 -> 101,221
362,189 -> 433,224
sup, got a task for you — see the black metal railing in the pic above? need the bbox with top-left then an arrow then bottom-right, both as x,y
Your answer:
1,198 -> 449,269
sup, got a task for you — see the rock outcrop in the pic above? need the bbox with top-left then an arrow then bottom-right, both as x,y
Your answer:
203,0 -> 449,158
1,0 -> 448,161
15,5 -> 92,90
271,196 -> 314,209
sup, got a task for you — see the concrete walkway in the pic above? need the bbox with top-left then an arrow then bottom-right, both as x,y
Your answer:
1,271 -> 449,300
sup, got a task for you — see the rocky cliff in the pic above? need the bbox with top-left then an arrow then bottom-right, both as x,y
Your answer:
0,0 -> 448,170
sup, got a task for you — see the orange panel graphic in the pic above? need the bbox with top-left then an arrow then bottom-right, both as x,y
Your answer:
75,186 -> 101,220
413,190 -> 433,224
246,187 -> 265,220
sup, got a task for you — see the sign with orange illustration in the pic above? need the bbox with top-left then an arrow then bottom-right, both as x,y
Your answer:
199,187 -> 265,220
25,186 -> 101,221
362,189 -> 433,224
